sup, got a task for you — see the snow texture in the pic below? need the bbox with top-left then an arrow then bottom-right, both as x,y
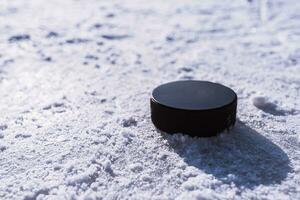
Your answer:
0,0 -> 300,199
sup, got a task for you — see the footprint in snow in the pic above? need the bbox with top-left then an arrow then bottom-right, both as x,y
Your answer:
15,133 -> 31,139
122,117 -> 137,127
252,96 -> 293,116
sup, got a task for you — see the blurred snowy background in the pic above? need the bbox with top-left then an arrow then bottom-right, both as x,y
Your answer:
0,0 -> 299,199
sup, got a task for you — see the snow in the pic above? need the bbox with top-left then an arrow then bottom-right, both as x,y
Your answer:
0,0 -> 300,199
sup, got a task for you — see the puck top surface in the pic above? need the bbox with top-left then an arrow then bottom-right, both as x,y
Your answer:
152,80 -> 237,110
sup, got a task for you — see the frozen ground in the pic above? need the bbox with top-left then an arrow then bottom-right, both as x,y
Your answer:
0,0 -> 300,199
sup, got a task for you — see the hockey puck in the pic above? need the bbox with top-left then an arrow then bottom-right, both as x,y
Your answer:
150,80 -> 237,137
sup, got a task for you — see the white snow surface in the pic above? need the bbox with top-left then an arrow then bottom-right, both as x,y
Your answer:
0,0 -> 300,199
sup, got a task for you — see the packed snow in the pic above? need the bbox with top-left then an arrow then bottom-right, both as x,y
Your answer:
0,0 -> 300,199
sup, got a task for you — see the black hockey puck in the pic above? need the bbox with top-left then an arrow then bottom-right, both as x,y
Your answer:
150,80 -> 237,137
